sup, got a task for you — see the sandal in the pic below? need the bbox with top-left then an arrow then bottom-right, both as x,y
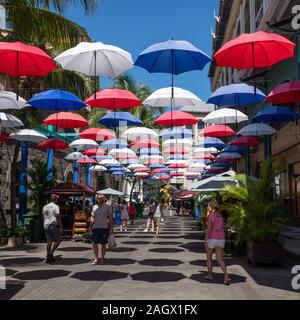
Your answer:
90,259 -> 99,265
224,278 -> 231,286
203,276 -> 213,281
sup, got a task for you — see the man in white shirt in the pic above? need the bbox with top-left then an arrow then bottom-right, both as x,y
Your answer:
42,194 -> 63,263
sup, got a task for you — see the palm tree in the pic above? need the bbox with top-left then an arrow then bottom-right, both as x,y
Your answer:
0,1 -> 98,228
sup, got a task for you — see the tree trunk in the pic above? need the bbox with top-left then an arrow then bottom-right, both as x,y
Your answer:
0,200 -> 7,229
10,142 -> 20,228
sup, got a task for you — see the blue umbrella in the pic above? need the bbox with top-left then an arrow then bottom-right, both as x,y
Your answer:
28,89 -> 86,110
100,139 -> 128,149
160,127 -> 193,139
109,167 -> 125,172
223,145 -> 248,153
211,162 -> 232,168
149,164 -> 166,169
207,83 -> 266,106
111,171 -> 125,176
104,164 -> 122,169
98,112 -> 142,128
196,137 -> 225,148
135,39 -> 211,75
139,148 -> 161,156
253,106 -> 299,123
190,159 -> 212,165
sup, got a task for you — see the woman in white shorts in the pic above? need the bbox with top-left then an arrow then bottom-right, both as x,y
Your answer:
120,200 -> 129,231
204,200 -> 230,285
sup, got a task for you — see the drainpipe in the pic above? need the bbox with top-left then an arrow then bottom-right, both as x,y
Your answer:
18,141 -> 28,224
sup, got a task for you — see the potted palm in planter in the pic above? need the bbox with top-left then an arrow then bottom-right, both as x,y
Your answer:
220,158 -> 289,267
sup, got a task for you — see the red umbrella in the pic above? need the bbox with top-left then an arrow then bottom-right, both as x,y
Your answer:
153,168 -> 163,173
163,147 -> 189,154
131,139 -> 160,149
193,154 -> 215,160
229,136 -> 260,147
214,158 -> 235,163
265,80 -> 300,104
155,110 -> 199,127
158,176 -> 170,181
80,128 -> 115,141
134,168 -> 150,173
144,159 -> 164,165
115,154 -> 138,160
0,133 -> 9,142
214,31 -> 295,70
168,163 -> 187,169
0,42 -> 57,76
85,89 -> 142,109
38,139 -> 68,150
82,148 -> 106,157
43,112 -> 88,128
200,125 -> 235,138
170,171 -> 185,177
77,158 -> 97,164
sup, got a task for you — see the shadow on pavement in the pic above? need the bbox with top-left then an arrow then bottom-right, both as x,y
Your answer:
180,242 -> 205,253
190,272 -> 247,285
122,241 -> 151,245
131,271 -> 186,283
129,235 -> 154,239
1,257 -> 44,266
157,236 -> 182,239
189,259 -> 234,267
13,269 -> 70,280
72,270 -> 129,281
52,257 -> 91,265
182,234 -> 202,240
101,258 -> 136,265
0,280 -> 25,300
149,248 -> 185,253
107,247 -> 137,253
0,245 -> 40,252
138,259 -> 183,267
153,241 -> 183,245
57,246 -> 90,252
5,269 -> 18,277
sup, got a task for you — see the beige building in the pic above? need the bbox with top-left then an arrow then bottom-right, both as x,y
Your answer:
209,0 -> 300,224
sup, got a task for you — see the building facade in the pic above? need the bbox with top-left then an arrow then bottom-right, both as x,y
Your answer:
209,0 -> 300,223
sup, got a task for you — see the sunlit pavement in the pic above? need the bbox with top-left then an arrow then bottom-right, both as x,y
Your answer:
0,215 -> 299,300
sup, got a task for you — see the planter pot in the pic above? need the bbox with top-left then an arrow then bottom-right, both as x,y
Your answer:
247,242 -> 284,267
7,236 -> 23,247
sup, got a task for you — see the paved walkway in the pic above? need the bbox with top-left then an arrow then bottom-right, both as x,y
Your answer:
0,215 -> 299,300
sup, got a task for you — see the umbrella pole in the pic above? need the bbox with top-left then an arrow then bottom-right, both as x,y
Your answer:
94,51 -> 97,100
252,42 -> 257,95
16,51 -> 19,101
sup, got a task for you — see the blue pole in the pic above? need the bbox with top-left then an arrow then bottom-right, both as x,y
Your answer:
46,125 -> 54,182
73,161 -> 79,184
19,141 -> 28,223
87,163 -> 92,187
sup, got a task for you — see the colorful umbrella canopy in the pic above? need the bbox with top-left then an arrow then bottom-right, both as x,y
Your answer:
128,163 -> 146,170
223,145 -> 248,153
10,129 -> 47,143
122,127 -> 158,140
150,164 -> 166,169
98,111 -> 142,127
160,127 -> 193,139
214,31 -> 295,70
88,165 -> 107,172
79,128 -> 115,141
237,123 -> 276,136
168,163 -> 188,169
253,106 -> 299,122
265,80 -> 300,104
202,108 -> 248,124
163,147 -> 189,154
216,152 -> 242,160
194,147 -> 218,154
114,154 -> 138,160
85,89 -> 142,109
200,125 -> 235,138
28,90 -> 86,110
0,91 -> 27,110
97,188 -> 124,196
143,86 -> 203,107
109,148 -> 136,156
131,139 -> 160,149
207,83 -> 265,106
155,110 -> 198,127
193,154 -> 215,160
134,167 -> 150,172
38,138 -> 68,150
55,41 -> 133,78
65,152 -> 85,161
101,139 -> 128,149
83,148 -> 106,157
121,159 -> 140,165
139,148 -> 161,156
0,41 -> 57,76
43,112 -> 88,128
229,136 -> 260,147
135,39 -> 211,74
162,138 -> 193,147
196,137 -> 225,148
69,138 -> 99,149
77,157 -> 97,164
0,112 -> 24,128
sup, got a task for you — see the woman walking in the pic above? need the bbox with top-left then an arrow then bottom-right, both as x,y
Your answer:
120,200 -> 129,232
204,200 -> 230,285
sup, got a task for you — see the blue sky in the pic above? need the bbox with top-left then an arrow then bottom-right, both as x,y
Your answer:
64,0 -> 219,101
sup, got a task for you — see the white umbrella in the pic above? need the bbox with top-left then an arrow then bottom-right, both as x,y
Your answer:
217,152 -> 242,159
0,112 -> 24,128
65,152 -> 85,161
109,148 -> 135,156
128,163 -> 147,170
202,108 -> 248,124
122,127 -> 158,140
69,139 -> 99,150
97,188 -> 124,196
100,159 -> 120,165
140,155 -> 164,161
189,162 -> 208,168
237,123 -> 276,136
162,138 -> 193,147
166,159 -> 189,165
55,42 -> 133,78
10,129 -> 47,143
89,165 -> 107,172
193,147 -> 218,154
181,103 -> 215,114
134,172 -> 149,177
144,87 -> 203,107
0,91 -> 28,110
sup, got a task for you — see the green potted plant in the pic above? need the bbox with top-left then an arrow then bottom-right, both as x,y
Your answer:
220,158 -> 289,267
0,228 -> 11,246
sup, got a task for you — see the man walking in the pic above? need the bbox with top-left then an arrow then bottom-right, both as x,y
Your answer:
90,194 -> 114,265
43,194 -> 63,263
